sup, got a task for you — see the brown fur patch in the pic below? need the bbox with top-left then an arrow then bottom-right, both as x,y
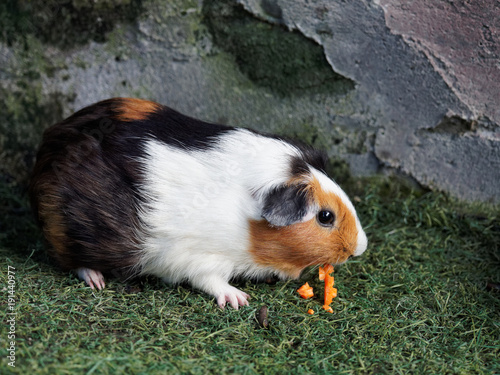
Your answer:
30,179 -> 72,269
249,176 -> 359,278
112,98 -> 161,122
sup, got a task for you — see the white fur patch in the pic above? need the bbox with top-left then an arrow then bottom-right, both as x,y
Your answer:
136,129 -> 304,291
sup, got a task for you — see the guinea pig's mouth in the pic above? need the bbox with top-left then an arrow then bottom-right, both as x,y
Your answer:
330,254 -> 354,266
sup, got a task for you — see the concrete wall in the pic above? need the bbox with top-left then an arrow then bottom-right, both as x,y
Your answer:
1,0 -> 499,202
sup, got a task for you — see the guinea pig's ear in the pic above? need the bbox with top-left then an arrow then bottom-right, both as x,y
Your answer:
261,183 -> 313,227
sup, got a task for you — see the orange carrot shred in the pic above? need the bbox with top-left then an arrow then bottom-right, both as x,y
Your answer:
324,264 -> 334,274
297,282 -> 314,299
322,305 -> 333,313
318,266 -> 326,281
307,309 -> 315,315
319,264 -> 334,281
320,264 -> 336,312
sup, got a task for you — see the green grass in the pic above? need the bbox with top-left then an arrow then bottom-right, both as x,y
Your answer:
1,177 -> 499,374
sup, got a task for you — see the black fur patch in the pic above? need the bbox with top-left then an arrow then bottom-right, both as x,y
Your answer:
141,106 -> 235,150
262,184 -> 311,227
290,157 -> 310,176
299,147 -> 327,173
246,127 -> 328,176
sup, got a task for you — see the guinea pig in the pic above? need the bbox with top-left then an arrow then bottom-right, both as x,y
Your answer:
29,97 -> 368,309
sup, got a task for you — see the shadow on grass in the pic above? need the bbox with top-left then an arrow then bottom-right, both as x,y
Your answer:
0,178 -> 45,257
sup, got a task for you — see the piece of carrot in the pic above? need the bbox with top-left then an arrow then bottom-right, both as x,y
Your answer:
319,264 -> 334,281
307,309 -> 315,315
324,287 -> 338,306
322,305 -> 333,313
320,264 -> 336,312
297,282 -> 314,299
319,266 -> 326,281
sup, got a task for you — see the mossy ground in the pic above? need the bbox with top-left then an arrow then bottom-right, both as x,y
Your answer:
1,176 -> 498,374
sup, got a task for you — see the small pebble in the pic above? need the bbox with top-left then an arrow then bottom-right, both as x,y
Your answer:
257,305 -> 269,328
124,284 -> 142,294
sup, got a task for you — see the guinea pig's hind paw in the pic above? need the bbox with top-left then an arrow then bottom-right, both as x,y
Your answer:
76,268 -> 106,290
216,287 -> 250,310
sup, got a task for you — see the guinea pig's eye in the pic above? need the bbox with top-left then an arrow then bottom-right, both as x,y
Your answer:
317,210 -> 335,227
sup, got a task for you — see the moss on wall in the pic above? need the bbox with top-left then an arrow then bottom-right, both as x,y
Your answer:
0,0 -> 147,183
0,0 -> 144,49
0,34 -> 71,184
0,86 -> 67,184
202,0 -> 354,96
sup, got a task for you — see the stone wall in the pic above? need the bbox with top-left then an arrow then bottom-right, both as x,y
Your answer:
1,0 -> 498,202
239,0 -> 500,203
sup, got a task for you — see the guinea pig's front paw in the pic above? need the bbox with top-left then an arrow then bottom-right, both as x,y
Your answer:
76,267 -> 105,290
216,286 -> 250,310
